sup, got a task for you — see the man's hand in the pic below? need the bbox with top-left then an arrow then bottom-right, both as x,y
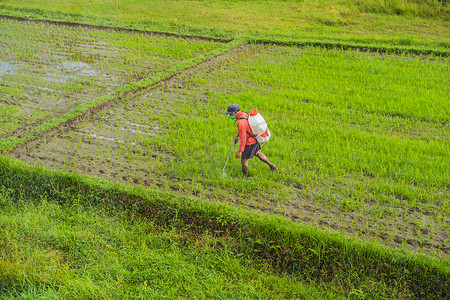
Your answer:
235,151 -> 242,159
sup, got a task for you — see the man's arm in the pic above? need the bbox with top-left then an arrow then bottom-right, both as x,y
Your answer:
237,120 -> 247,153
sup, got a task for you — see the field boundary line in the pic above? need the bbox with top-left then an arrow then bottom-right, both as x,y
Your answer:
0,14 -> 232,43
246,37 -> 450,57
0,38 -> 245,154
1,155 -> 449,299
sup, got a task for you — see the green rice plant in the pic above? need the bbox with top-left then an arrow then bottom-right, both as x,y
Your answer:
1,184 -> 343,299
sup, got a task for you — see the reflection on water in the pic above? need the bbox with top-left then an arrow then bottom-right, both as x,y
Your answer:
1,59 -> 99,85
60,60 -> 98,77
43,60 -> 99,83
0,61 -> 15,80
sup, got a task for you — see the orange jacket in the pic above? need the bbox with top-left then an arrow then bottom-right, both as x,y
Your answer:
236,111 -> 257,152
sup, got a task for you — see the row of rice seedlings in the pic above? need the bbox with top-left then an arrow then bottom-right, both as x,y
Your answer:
1,17 -> 216,84
215,44 -> 449,122
118,44 -> 448,255
0,17 -> 223,138
22,113 -> 447,255
1,18 -> 220,79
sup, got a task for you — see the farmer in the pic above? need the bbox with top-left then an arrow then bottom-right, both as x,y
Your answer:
225,104 -> 278,176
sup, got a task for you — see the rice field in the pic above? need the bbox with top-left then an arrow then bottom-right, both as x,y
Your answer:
2,18 -> 450,259
0,17 -> 221,140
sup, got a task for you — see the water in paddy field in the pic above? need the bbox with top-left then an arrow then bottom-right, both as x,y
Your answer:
0,61 -> 15,80
60,60 -> 98,76
44,60 -> 99,83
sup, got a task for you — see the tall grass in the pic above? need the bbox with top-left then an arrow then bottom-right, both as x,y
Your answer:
352,0 -> 447,18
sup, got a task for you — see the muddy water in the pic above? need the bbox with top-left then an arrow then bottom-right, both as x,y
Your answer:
49,60 -> 99,82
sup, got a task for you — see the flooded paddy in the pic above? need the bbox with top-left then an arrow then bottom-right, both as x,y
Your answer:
0,17 -> 222,139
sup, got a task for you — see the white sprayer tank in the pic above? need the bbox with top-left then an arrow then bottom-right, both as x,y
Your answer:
248,109 -> 271,144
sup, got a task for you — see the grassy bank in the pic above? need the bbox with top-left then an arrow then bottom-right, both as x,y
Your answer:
0,156 -> 448,299
0,0 -> 448,54
0,187 -> 337,299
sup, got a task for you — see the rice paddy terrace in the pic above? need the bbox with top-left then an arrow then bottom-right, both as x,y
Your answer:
0,15 -> 449,298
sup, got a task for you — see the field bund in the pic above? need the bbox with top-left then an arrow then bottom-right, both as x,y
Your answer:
1,16 -> 449,298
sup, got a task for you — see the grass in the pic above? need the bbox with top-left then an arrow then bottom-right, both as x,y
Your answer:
0,156 -> 448,299
0,186 -> 339,299
0,0 -> 448,52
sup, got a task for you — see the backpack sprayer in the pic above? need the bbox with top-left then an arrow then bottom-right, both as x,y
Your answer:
248,109 -> 271,145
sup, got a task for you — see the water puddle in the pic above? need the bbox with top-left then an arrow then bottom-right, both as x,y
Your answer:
0,61 -> 16,80
44,60 -> 98,84
60,60 -> 98,76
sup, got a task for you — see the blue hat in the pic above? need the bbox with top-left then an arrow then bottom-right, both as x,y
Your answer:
224,104 -> 239,115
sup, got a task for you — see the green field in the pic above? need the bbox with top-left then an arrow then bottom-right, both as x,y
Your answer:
13,42 -> 449,256
1,1 -> 449,298
1,0 -> 449,48
1,186 -> 339,299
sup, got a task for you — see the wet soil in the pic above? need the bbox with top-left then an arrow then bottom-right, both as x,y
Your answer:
0,17 -> 221,140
